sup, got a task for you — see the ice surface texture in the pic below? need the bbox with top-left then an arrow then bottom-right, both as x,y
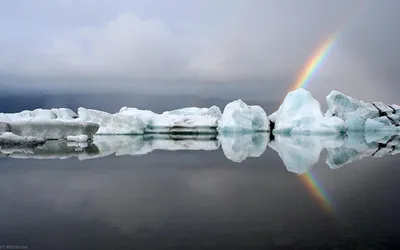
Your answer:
218,100 -> 270,133
273,89 -> 346,134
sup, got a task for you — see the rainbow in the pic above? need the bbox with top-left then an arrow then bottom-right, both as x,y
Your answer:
289,36 -> 337,214
290,34 -> 337,91
299,172 -> 334,214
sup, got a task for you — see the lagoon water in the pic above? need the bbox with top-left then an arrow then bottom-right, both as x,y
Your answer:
0,133 -> 400,249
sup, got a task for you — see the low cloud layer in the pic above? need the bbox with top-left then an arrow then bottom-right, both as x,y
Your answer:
0,0 -> 399,102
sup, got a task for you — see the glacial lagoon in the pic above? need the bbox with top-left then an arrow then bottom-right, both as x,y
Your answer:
1,132 -> 399,249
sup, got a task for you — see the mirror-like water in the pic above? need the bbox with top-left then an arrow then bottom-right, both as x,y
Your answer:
1,133 -> 399,249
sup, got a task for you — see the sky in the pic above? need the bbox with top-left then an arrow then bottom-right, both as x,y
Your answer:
0,0 -> 399,103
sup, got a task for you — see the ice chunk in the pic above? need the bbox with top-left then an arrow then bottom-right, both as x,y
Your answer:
67,135 -> 89,142
325,91 -> 379,120
0,122 -> 10,134
0,108 -> 77,122
162,106 -> 222,119
147,115 -> 218,134
325,91 -> 379,131
273,89 -> 345,134
391,104 -> 400,114
373,102 -> 395,115
7,121 -> 98,140
118,107 -> 156,125
219,133 -> 268,163
78,108 -> 146,135
119,107 -> 219,134
51,108 -> 78,120
268,111 -> 278,124
218,100 -> 270,133
365,117 -> 398,132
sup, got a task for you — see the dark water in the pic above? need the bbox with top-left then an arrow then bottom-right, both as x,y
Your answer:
1,135 -> 400,249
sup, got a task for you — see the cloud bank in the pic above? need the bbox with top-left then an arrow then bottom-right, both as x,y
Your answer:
0,0 -> 399,102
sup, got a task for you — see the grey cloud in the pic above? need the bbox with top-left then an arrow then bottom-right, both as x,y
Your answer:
0,0 -> 399,102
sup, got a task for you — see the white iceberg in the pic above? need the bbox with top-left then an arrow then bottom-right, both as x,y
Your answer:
0,108 -> 77,122
162,106 -> 222,119
218,100 -> 270,133
0,108 -> 98,141
219,133 -> 269,163
273,89 -> 346,134
119,106 -> 219,134
365,117 -> 399,132
325,91 -> 400,132
77,108 -> 146,135
325,91 -> 379,122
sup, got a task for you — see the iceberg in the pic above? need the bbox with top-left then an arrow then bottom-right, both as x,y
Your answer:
325,91 -> 400,132
218,100 -> 270,133
273,89 -> 346,134
219,133 -> 269,163
119,106 -> 220,134
365,117 -> 399,132
0,108 -> 98,141
162,106 -> 222,119
0,108 -> 77,122
77,108 -> 146,135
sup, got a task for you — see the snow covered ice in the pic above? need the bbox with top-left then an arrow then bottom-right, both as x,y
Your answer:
218,100 -> 270,133
0,108 -> 99,141
325,90 -> 400,132
77,108 -> 146,135
272,89 -> 346,135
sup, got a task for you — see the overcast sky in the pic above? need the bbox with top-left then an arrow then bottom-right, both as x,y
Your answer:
0,0 -> 399,102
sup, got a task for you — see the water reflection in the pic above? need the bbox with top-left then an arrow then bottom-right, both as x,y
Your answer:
1,132 -> 399,172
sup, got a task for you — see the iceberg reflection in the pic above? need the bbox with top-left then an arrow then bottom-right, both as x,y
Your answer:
269,134 -> 345,174
1,132 -> 399,172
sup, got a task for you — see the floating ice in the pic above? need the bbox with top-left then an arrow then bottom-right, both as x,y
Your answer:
0,88 -> 399,145
325,91 -> 400,132
78,108 -> 146,135
273,89 -> 346,134
218,100 -> 270,133
119,106 -> 220,134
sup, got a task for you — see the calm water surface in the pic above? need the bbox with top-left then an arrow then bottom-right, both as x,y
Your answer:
0,135 -> 400,249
